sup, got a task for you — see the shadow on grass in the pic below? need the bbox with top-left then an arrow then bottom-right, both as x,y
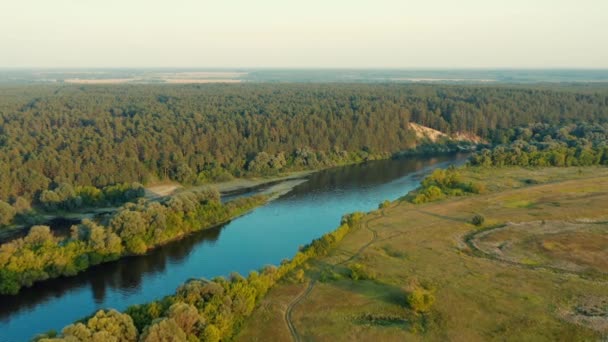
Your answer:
311,260 -> 405,307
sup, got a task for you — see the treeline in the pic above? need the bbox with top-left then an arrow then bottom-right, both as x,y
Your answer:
39,182 -> 144,211
34,212 -> 366,341
0,183 -> 144,228
0,189 -> 267,295
2,84 -> 608,206
470,122 -> 608,167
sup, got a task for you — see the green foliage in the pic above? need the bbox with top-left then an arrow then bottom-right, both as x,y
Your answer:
471,214 -> 485,226
38,182 -> 144,212
294,269 -> 306,283
139,318 -> 187,342
470,123 -> 608,168
340,212 -> 365,227
202,324 -> 221,342
406,286 -> 436,313
379,200 -> 391,209
0,190 -> 268,295
319,269 -> 343,282
3,84 -> 607,205
0,200 -> 16,225
348,263 -> 376,281
410,167 -> 479,204
36,309 -> 139,342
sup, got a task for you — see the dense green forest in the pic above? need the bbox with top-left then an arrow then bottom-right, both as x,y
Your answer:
407,122 -> 608,204
470,122 -> 608,167
0,189 -> 267,295
33,212 -> 365,342
2,84 -> 608,222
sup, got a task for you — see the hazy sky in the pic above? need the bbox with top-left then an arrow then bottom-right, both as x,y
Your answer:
1,0 -> 607,68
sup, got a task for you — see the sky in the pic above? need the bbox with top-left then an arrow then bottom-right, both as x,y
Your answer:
1,0 -> 607,68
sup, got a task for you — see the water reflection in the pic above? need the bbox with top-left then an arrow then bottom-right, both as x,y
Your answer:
0,223 -> 227,320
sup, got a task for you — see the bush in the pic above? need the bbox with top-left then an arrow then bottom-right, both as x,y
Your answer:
379,200 -> 391,209
294,269 -> 305,283
348,263 -> 376,281
406,287 -> 435,313
319,269 -> 342,282
468,182 -> 486,194
471,214 -> 485,226
0,200 -> 16,225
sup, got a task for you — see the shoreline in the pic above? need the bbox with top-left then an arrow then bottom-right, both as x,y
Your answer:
0,170 -> 316,244
1,149 -> 472,244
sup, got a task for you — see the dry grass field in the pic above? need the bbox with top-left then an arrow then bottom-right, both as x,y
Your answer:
236,167 -> 608,341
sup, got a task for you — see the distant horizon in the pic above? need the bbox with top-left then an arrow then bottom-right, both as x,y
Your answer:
3,68 -> 608,85
6,67 -> 608,73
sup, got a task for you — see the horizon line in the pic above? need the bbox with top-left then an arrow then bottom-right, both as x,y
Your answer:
2,67 -> 608,71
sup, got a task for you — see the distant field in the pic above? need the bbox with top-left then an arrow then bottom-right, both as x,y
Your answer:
63,71 -> 245,84
4,69 -> 608,84
236,167 -> 608,341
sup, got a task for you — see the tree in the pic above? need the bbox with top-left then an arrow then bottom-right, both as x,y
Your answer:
85,309 -> 138,342
110,210 -> 147,254
406,286 -> 435,313
167,302 -> 200,335
0,200 -> 16,225
139,318 -> 186,342
202,324 -> 221,342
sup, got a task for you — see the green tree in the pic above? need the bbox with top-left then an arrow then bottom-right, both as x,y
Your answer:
0,200 -> 16,225
139,318 -> 187,342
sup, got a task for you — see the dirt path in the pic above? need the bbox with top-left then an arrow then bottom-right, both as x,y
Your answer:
284,211 -> 385,342
285,280 -> 316,342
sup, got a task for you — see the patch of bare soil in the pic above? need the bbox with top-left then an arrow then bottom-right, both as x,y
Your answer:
409,123 -> 447,142
471,220 -> 608,274
145,184 -> 181,199
560,297 -> 608,333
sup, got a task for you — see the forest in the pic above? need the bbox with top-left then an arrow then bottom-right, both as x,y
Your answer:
470,122 -> 608,167
2,84 -> 608,226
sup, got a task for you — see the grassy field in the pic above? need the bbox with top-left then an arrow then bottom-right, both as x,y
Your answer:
236,167 -> 608,341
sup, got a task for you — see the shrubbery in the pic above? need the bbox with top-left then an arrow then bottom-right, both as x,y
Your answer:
471,214 -> 485,226
409,167 -> 482,204
348,263 -> 376,281
379,200 -> 391,209
406,285 -> 436,313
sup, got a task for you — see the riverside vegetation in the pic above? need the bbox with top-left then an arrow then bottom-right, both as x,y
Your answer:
0,189 -> 266,295
33,213 -> 365,341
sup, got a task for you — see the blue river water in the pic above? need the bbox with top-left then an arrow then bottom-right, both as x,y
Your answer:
0,153 -> 467,341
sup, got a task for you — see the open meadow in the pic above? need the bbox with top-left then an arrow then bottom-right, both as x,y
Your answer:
236,167 -> 608,341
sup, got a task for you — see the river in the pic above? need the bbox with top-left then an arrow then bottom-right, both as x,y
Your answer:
0,153 -> 467,341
